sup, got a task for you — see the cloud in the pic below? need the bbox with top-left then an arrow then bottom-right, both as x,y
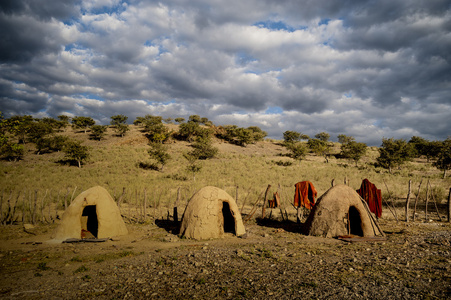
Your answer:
0,0 -> 450,146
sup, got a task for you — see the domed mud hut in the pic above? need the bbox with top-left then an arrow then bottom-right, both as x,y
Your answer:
52,186 -> 128,241
304,185 -> 384,238
179,186 -> 246,240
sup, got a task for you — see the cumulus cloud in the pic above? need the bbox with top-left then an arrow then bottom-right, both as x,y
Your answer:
0,0 -> 450,146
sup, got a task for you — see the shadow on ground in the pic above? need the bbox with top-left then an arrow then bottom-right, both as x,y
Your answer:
255,217 -> 305,234
155,219 -> 180,235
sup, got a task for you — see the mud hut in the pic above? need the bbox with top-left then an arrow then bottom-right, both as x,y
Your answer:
179,186 -> 246,240
52,186 -> 128,241
304,185 -> 384,238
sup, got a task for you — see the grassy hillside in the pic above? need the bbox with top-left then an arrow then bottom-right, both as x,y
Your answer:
0,125 -> 449,223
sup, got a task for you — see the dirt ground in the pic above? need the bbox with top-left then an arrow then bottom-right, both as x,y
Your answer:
0,217 -> 450,300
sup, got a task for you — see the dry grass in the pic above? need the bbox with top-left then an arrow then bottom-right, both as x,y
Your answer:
0,125 -> 449,224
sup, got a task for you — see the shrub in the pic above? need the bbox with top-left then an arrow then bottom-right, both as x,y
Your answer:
90,125 -> 108,140
148,142 -> 171,171
63,140 -> 90,168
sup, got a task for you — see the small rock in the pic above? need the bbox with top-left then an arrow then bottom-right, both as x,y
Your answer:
23,224 -> 34,230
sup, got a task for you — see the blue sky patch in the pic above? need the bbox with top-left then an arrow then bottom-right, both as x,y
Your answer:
254,20 -> 295,32
265,106 -> 283,114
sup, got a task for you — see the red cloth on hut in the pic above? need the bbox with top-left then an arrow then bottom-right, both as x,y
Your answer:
293,181 -> 317,209
356,179 -> 382,218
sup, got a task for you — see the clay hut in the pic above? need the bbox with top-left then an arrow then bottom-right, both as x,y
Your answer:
304,185 -> 384,238
52,186 -> 128,241
179,186 -> 246,240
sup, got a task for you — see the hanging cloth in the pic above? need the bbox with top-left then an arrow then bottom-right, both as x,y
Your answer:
293,181 -> 317,210
356,178 -> 382,218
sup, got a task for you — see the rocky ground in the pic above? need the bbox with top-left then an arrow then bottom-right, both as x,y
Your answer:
0,219 -> 450,299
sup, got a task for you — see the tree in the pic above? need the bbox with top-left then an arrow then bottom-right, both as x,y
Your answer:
377,138 -> 414,173
71,116 -> 95,133
148,142 -> 171,171
283,131 -> 301,144
408,136 -> 430,158
189,136 -> 218,160
110,114 -> 128,126
315,132 -> 330,142
110,115 -> 129,137
178,121 -> 210,142
0,112 -> 24,161
90,125 -> 108,140
57,115 -> 71,127
27,120 -> 54,143
286,142 -> 307,162
340,141 -> 367,167
63,140 -> 90,168
247,126 -> 267,142
220,125 -> 266,146
434,138 -> 451,178
174,117 -> 185,124
337,134 -> 355,144
143,115 -> 171,143
308,138 -> 332,162
183,152 -> 202,181
4,115 -> 33,143
188,115 -> 201,123
36,135 -> 68,154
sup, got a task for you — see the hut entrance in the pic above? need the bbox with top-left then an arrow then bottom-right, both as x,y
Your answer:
348,206 -> 363,236
82,205 -> 98,238
222,202 -> 235,234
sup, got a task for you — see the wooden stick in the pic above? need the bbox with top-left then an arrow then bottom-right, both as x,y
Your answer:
405,180 -> 411,222
70,186 -> 77,204
429,181 -> 442,221
448,187 -> 451,223
64,188 -> 70,210
173,187 -> 180,223
243,190 -> 264,224
383,179 -> 398,221
425,179 -> 430,221
240,188 -> 251,213
4,191 -> 12,225
277,184 -> 285,222
413,179 -> 423,221
32,190 -> 38,225
261,184 -> 271,219
143,188 -> 147,221
10,191 -> 20,225
0,189 -> 3,225
359,195 -> 385,237
236,185 -> 239,208
40,189 -> 48,223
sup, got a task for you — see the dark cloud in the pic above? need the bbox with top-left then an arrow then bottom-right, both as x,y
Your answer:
0,0 -> 450,146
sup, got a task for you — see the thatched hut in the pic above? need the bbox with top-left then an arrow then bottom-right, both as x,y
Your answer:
179,186 -> 246,240
304,185 -> 383,238
52,186 -> 128,241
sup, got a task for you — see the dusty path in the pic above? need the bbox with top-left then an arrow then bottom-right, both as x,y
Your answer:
0,220 -> 450,299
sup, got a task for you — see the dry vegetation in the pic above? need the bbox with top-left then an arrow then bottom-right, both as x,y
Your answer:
0,124 -> 450,299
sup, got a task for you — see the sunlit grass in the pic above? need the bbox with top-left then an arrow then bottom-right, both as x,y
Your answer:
0,125 -> 449,223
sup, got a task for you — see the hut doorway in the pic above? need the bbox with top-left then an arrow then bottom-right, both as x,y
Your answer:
222,202 -> 235,234
82,205 -> 98,238
348,206 -> 363,236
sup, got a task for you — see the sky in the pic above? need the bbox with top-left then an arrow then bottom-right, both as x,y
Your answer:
0,0 -> 450,146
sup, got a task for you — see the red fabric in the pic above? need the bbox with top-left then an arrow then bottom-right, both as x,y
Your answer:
356,179 -> 382,218
293,181 -> 317,209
